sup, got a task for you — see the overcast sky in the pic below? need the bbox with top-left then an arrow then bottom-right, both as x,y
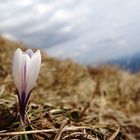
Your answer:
0,0 -> 140,64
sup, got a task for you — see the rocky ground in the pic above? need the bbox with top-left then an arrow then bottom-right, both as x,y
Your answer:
0,36 -> 140,140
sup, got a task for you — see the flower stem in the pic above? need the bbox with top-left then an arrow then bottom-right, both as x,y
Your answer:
17,91 -> 31,140
20,130 -> 29,140
19,104 -> 28,140
19,92 -> 27,127
19,102 -> 26,127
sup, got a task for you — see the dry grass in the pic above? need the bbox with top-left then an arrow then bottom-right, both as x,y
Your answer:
0,36 -> 140,140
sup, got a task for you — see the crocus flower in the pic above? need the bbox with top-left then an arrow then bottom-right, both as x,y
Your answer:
13,48 -> 41,126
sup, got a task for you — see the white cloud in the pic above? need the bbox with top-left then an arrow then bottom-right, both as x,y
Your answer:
17,0 -> 33,7
58,26 -> 73,33
117,39 -> 128,49
51,10 -> 72,22
32,3 -> 54,15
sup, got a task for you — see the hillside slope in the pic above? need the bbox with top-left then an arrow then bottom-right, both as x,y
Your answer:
0,37 -> 140,139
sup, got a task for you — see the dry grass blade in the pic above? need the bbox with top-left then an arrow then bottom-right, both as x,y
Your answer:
0,85 -> 5,96
109,128 -> 120,140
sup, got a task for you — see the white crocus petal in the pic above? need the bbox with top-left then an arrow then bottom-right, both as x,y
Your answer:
25,49 -> 34,57
13,48 -> 23,95
26,50 -> 41,95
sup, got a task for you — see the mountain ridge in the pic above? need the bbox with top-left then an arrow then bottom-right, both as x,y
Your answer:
106,52 -> 140,73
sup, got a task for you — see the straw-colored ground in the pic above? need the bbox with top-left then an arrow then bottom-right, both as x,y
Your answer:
0,36 -> 140,140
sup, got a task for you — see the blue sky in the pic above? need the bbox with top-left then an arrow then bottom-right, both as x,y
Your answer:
0,0 -> 140,64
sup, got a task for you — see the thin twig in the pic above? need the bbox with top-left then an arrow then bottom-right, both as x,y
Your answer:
54,118 -> 69,140
0,129 -> 57,136
0,126 -> 93,136
62,132 -> 83,139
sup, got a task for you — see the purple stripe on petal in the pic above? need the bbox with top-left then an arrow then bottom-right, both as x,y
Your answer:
24,63 -> 26,91
25,49 -> 34,58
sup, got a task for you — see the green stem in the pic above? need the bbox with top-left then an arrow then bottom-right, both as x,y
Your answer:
20,128 -> 29,140
19,98 -> 28,140
20,133 -> 29,140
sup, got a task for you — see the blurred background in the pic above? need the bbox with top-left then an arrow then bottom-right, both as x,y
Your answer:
0,0 -> 140,72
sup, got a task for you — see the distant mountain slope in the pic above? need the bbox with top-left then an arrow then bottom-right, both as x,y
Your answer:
106,53 -> 140,73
